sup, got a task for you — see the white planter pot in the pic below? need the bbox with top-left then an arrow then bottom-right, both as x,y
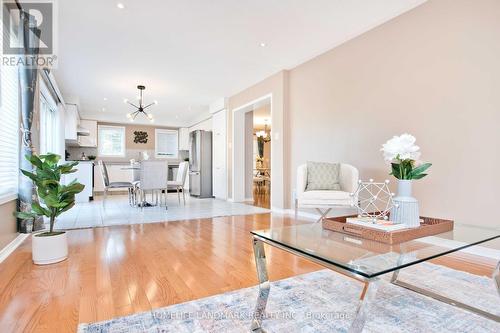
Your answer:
32,231 -> 68,265
390,180 -> 421,228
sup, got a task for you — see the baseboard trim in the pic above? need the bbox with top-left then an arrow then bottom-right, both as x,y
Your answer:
270,207 -> 287,215
0,233 -> 29,264
271,208 -> 324,221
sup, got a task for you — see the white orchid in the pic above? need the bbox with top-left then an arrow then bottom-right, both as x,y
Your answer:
381,133 -> 421,163
381,134 -> 432,180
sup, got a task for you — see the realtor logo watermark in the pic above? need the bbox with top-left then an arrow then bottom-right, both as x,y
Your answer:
1,0 -> 58,67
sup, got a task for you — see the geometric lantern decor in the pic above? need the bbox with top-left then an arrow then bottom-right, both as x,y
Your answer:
350,179 -> 396,223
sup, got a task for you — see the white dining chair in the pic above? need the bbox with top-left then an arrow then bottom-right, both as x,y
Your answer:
98,160 -> 134,206
168,161 -> 189,205
136,160 -> 169,209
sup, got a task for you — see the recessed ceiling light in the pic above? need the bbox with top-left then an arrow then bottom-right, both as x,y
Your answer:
102,107 -> 106,112
103,97 -> 107,101
175,115 -> 179,119
117,3 -> 125,9
260,42 -> 266,47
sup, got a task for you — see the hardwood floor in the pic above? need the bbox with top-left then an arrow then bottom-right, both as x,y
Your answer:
0,213 -> 496,332
245,185 -> 271,209
250,192 -> 271,209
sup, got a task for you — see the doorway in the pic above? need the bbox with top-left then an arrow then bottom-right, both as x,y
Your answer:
250,105 -> 271,208
232,94 -> 273,208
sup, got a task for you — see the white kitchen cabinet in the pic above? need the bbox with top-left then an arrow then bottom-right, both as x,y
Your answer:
65,104 -> 80,142
65,161 -> 93,202
212,110 -> 227,199
178,127 -> 189,151
78,119 -> 97,147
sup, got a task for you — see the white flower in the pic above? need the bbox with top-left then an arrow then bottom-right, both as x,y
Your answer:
381,133 -> 421,163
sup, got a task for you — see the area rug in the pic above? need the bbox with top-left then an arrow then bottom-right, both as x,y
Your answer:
78,263 -> 500,333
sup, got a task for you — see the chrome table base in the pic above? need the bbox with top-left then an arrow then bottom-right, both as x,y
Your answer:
389,247 -> 500,322
250,235 -> 500,332
250,236 -> 378,333
391,278 -> 499,322
250,238 -> 270,332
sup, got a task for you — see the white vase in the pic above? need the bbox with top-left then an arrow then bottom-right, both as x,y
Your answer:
32,231 -> 68,265
390,180 -> 420,228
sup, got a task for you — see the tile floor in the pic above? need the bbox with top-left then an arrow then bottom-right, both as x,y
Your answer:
53,194 -> 270,230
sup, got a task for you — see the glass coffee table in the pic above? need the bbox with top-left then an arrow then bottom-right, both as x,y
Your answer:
250,222 -> 500,332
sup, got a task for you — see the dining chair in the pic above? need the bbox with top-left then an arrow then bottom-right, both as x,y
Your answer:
98,160 -> 134,206
167,161 -> 189,205
137,160 -> 169,209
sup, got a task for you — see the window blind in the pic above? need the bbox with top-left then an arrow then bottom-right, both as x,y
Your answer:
155,130 -> 178,158
0,52 -> 20,199
40,90 -> 58,154
98,125 -> 125,156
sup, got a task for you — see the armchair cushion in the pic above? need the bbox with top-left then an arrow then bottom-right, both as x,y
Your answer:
305,162 -> 341,191
298,190 -> 352,207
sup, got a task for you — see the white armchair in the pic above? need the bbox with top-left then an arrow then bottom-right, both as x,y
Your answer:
295,163 -> 359,222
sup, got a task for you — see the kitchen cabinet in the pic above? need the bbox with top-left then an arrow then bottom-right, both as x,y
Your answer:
94,162 -> 186,193
78,119 -> 97,147
65,161 -> 93,202
178,127 -> 189,150
65,104 -> 80,142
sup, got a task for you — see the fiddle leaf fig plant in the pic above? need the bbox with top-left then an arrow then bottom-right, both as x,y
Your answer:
15,153 -> 84,236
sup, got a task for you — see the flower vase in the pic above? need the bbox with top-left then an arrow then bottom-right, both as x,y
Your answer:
390,180 -> 420,228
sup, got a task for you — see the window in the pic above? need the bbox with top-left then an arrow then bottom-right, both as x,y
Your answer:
155,129 -> 178,159
39,81 -> 58,154
0,49 -> 20,200
98,125 -> 125,157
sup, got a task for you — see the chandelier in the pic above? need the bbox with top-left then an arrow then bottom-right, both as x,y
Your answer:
256,122 -> 271,142
124,85 -> 158,122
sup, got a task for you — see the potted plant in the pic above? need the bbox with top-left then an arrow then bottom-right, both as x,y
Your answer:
381,134 -> 432,227
15,153 -> 84,265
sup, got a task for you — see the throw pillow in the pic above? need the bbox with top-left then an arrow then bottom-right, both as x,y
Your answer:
306,162 -> 341,191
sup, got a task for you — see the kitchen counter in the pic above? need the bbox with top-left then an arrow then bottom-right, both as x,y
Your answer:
93,160 -> 187,194
96,160 -> 183,166
67,160 -> 95,164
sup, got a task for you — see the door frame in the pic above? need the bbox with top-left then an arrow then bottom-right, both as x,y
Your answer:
232,93 -> 273,205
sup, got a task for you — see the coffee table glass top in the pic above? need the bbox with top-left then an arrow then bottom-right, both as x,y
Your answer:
251,223 -> 500,279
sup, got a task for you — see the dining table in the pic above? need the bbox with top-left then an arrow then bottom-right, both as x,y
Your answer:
120,165 -> 154,207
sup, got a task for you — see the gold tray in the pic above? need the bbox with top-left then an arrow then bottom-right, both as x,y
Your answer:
323,215 -> 454,244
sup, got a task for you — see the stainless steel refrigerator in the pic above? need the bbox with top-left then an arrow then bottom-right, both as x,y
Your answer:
189,130 -> 213,198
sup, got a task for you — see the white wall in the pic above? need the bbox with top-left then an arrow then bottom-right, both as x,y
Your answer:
287,0 -> 500,227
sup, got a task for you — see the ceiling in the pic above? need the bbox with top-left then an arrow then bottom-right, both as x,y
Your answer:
53,0 -> 426,127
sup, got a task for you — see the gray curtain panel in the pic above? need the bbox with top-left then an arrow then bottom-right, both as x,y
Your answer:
17,10 -> 44,233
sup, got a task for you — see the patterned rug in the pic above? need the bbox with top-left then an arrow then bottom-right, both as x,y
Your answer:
78,263 -> 500,333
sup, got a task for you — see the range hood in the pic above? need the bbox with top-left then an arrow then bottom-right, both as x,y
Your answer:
77,126 -> 90,136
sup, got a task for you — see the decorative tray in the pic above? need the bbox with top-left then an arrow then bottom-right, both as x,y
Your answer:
323,215 -> 454,244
